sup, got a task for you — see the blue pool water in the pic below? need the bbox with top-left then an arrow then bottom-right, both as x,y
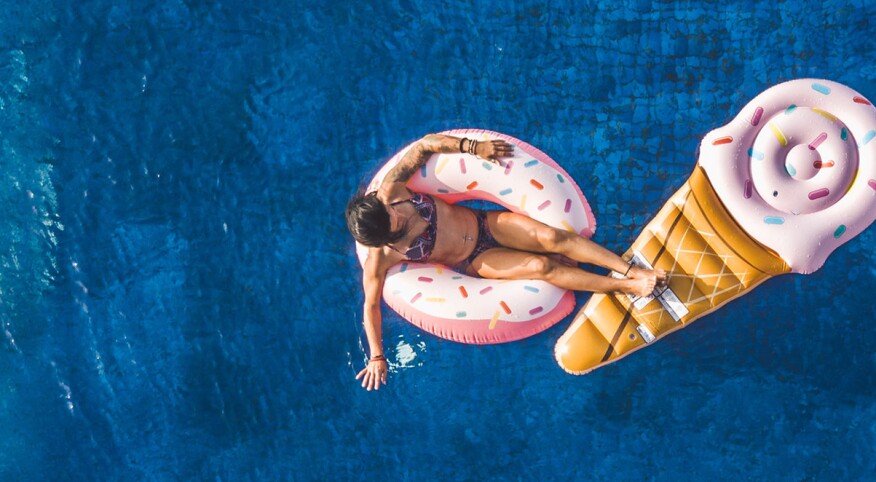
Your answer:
3,1 -> 875,480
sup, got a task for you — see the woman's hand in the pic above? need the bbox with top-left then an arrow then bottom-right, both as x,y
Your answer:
475,139 -> 514,163
356,358 -> 388,391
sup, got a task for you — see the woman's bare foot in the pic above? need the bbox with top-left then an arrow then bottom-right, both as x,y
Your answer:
629,266 -> 667,284
624,275 -> 657,297
623,266 -> 668,297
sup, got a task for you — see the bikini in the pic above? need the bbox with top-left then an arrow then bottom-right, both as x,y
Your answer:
389,193 -> 500,268
389,193 -> 437,262
465,210 -> 500,267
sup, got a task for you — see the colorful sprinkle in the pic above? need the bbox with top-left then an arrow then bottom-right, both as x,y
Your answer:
854,96 -> 872,105
500,301 -> 512,314
524,160 -> 538,168
456,311 -> 467,318
769,123 -> 788,146
538,200 -> 552,211
504,161 -> 514,175
426,297 -> 446,303
712,136 -> 733,145
841,128 -> 848,140
435,265 -> 443,275
418,276 -> 433,283
420,165 -> 427,177
529,307 -> 544,316
499,188 -> 513,196
458,286 -> 468,298
530,179 -> 544,190
400,263 -> 409,273
410,292 -> 422,303
466,181 -> 479,190
764,216 -> 785,225
520,194 -> 527,210
808,188 -> 829,200
868,179 -> 876,191
812,108 -> 837,121
480,286 -> 494,295
811,83 -> 831,95
748,148 -> 765,160
561,220 -> 575,233
860,130 -> 876,147
814,160 -> 834,169
785,163 -> 797,176
436,158 -> 449,175
437,188 -> 449,194
834,225 -> 847,238
489,310 -> 500,330
482,161 -> 493,170
458,158 -> 466,174
808,132 -> 828,150
744,180 -> 753,199
452,276 -> 463,280
524,286 -> 540,293
556,174 -> 565,183
564,199 -> 572,213
751,107 -> 764,126
785,105 -> 797,114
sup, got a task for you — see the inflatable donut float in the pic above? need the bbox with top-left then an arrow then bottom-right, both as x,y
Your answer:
356,129 -> 596,344
556,79 -> 876,374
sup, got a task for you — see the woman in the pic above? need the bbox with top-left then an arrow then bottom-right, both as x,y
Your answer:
346,134 -> 666,390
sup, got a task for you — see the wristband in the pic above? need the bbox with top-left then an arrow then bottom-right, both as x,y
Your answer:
459,138 -> 467,153
369,354 -> 386,362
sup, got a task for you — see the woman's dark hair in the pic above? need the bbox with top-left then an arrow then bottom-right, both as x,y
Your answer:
346,191 -> 405,247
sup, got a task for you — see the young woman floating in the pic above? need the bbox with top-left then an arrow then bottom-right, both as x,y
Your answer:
346,134 -> 666,390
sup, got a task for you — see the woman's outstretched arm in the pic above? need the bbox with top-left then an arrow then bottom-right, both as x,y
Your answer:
355,248 -> 396,391
378,134 -> 513,201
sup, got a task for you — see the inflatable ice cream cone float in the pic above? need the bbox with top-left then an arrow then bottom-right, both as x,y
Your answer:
556,79 -> 876,374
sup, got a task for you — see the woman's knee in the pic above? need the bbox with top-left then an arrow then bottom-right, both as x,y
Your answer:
525,255 -> 557,278
536,227 -> 570,251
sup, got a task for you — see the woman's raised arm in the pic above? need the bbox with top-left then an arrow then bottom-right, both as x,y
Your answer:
378,134 -> 513,202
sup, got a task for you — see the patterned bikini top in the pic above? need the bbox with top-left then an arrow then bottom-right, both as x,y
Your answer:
390,193 -> 437,262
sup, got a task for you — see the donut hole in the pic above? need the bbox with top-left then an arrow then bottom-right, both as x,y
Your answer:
785,144 -> 820,181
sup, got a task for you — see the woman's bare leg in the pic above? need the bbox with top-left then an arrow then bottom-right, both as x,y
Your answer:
470,248 -> 657,296
485,211 -> 666,285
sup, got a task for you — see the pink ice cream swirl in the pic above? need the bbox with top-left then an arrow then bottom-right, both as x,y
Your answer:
699,79 -> 876,274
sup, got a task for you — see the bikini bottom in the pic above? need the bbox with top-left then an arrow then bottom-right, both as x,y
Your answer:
453,209 -> 501,273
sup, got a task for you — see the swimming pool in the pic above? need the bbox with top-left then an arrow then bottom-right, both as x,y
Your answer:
2,0 -> 875,479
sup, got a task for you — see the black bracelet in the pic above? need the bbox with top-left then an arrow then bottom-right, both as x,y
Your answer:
623,264 -> 633,277
459,138 -> 466,153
